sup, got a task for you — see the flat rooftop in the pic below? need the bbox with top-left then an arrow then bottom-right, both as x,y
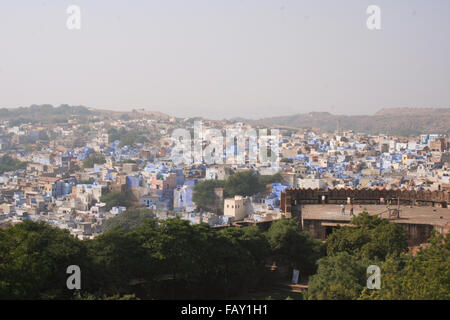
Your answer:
301,205 -> 450,228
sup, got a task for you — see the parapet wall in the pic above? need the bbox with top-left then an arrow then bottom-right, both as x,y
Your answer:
280,188 -> 449,213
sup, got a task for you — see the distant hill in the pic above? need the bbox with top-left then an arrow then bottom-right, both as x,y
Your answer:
374,107 -> 447,116
1,105 -> 448,136
0,104 -> 95,125
241,108 -> 450,136
0,105 -> 173,124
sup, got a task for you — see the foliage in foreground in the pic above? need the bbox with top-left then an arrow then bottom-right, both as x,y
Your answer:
1,211 -> 447,300
307,213 -> 449,300
0,218 -> 322,300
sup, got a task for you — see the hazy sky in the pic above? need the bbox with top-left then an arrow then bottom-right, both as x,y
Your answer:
1,1 -> 449,119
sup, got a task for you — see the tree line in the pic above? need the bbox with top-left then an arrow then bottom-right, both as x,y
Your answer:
1,210 -> 447,300
306,212 -> 450,300
0,155 -> 28,174
0,215 -> 323,300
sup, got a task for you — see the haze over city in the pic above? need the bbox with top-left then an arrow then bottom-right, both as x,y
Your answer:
1,0 -> 450,119
0,0 -> 449,306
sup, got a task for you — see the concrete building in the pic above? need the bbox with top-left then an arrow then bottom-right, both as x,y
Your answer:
151,172 -> 177,192
224,195 -> 249,221
300,204 -> 450,246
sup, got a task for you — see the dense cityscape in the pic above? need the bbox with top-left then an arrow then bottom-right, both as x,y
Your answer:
0,105 -> 448,300
1,1 -> 449,306
1,105 -> 448,237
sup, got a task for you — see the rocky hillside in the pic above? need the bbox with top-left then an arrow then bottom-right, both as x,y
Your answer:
241,108 -> 450,136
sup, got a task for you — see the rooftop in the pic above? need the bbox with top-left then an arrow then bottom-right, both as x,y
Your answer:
301,204 -> 450,228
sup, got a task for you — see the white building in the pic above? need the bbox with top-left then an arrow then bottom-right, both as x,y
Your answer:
224,195 -> 250,221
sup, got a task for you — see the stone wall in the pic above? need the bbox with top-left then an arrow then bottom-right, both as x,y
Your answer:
281,188 -> 449,213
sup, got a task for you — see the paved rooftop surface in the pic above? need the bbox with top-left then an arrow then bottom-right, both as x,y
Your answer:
301,205 -> 450,227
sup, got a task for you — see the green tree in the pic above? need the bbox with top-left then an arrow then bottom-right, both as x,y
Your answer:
103,207 -> 154,232
0,155 -> 28,174
258,173 -> 282,188
224,171 -> 262,197
121,159 -> 138,164
77,179 -> 93,185
131,220 -> 271,299
0,221 -> 89,299
326,212 -> 408,261
107,128 -> 149,147
85,228 -> 149,296
192,172 -> 282,210
266,218 -> 325,276
306,252 -> 367,300
82,153 -> 106,168
138,218 -> 207,298
100,191 -> 132,211
192,179 -> 225,210
107,127 -> 125,143
0,216 -> 333,300
360,232 -> 450,300
216,226 -> 271,296
280,158 -> 293,163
